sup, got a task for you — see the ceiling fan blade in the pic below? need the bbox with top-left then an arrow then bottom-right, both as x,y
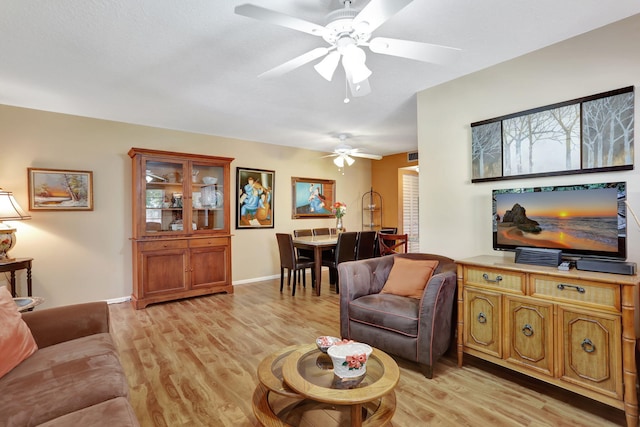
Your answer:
351,152 -> 382,160
320,153 -> 339,158
258,47 -> 329,79
234,4 -> 326,36
352,0 -> 413,33
368,37 -> 461,65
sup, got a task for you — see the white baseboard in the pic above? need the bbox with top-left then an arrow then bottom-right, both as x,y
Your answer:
232,269 -> 324,286
232,274 -> 280,285
106,296 -> 132,305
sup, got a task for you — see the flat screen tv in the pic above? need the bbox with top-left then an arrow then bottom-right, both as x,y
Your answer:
492,182 -> 627,260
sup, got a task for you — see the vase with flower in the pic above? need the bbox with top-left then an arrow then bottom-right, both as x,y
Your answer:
332,202 -> 347,232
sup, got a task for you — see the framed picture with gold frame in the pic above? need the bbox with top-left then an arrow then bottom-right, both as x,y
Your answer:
291,177 -> 335,219
236,167 -> 274,229
27,168 -> 94,211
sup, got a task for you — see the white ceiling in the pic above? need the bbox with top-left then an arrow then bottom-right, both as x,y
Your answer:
1,1 -> 639,157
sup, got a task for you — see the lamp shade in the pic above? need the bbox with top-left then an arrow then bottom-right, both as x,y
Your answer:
314,51 -> 341,81
0,189 -> 30,261
333,155 -> 355,168
341,45 -> 371,84
0,190 -> 31,221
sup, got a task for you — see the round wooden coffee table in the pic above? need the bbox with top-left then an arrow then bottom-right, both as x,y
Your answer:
253,343 -> 399,427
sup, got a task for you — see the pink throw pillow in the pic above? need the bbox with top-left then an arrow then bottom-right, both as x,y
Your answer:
0,287 -> 38,378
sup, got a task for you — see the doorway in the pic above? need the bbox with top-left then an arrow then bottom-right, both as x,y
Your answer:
400,168 -> 419,252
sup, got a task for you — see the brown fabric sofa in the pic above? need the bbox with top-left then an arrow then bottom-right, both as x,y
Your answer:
339,253 -> 457,378
0,302 -> 139,426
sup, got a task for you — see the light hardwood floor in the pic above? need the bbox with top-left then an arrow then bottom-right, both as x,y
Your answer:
109,276 -> 628,427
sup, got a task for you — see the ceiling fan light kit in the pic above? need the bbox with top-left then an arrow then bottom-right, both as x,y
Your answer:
314,51 -> 341,81
235,0 -> 460,99
341,44 -> 371,84
333,154 -> 355,168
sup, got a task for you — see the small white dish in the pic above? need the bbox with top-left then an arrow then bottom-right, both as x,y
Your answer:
14,297 -> 34,308
316,336 -> 341,353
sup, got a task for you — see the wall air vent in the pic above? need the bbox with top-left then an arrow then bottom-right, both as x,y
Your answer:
407,151 -> 418,162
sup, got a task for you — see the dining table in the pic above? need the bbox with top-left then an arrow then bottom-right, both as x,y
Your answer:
292,234 -> 338,296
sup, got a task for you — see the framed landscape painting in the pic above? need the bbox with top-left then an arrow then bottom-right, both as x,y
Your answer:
27,168 -> 93,211
236,167 -> 274,229
291,177 -> 335,219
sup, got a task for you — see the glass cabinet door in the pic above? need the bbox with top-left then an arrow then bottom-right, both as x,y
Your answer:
191,162 -> 225,231
143,158 -> 188,234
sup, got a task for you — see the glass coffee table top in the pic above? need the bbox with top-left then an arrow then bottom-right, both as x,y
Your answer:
257,344 -> 302,398
282,344 -> 398,405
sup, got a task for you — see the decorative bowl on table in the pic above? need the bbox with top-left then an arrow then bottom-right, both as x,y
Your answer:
202,176 -> 218,185
315,336 -> 341,353
327,342 -> 373,378
14,297 -> 34,309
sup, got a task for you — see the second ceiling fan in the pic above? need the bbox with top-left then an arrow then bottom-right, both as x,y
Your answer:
235,0 -> 460,98
322,134 -> 382,167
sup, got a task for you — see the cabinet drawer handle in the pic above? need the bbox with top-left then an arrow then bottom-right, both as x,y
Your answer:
482,273 -> 502,284
521,324 -> 534,337
581,338 -> 596,353
477,312 -> 487,324
557,283 -> 585,293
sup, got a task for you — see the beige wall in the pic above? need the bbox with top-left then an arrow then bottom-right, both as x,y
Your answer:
372,153 -> 417,230
417,15 -> 640,264
1,106 -> 372,307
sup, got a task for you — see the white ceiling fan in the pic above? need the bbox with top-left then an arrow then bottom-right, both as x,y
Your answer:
235,0 -> 460,98
322,134 -> 382,167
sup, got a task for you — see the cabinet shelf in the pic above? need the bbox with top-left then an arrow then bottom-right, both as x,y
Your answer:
146,181 -> 183,185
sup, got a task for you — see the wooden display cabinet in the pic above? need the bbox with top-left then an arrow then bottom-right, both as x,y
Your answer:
129,148 -> 234,309
456,255 -> 639,427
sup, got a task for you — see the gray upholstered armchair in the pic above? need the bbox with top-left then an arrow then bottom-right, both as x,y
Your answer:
338,253 -> 457,378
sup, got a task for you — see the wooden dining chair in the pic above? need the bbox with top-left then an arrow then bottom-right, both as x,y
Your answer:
311,227 -> 337,282
312,228 -> 331,236
378,233 -> 409,256
379,227 -> 398,234
375,228 -> 398,256
276,233 -> 316,296
355,231 -> 377,260
293,229 -> 314,284
322,231 -> 358,294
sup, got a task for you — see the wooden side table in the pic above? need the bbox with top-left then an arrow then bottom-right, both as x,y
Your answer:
0,257 -> 33,297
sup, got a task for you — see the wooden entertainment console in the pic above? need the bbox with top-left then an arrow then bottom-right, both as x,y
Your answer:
456,255 -> 639,427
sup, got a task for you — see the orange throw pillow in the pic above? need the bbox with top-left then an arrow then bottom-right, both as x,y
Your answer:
380,257 -> 439,299
0,287 -> 38,378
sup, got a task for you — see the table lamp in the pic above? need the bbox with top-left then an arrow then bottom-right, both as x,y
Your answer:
0,188 -> 31,261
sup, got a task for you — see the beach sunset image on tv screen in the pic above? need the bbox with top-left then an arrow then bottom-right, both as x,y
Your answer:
493,183 -> 626,257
